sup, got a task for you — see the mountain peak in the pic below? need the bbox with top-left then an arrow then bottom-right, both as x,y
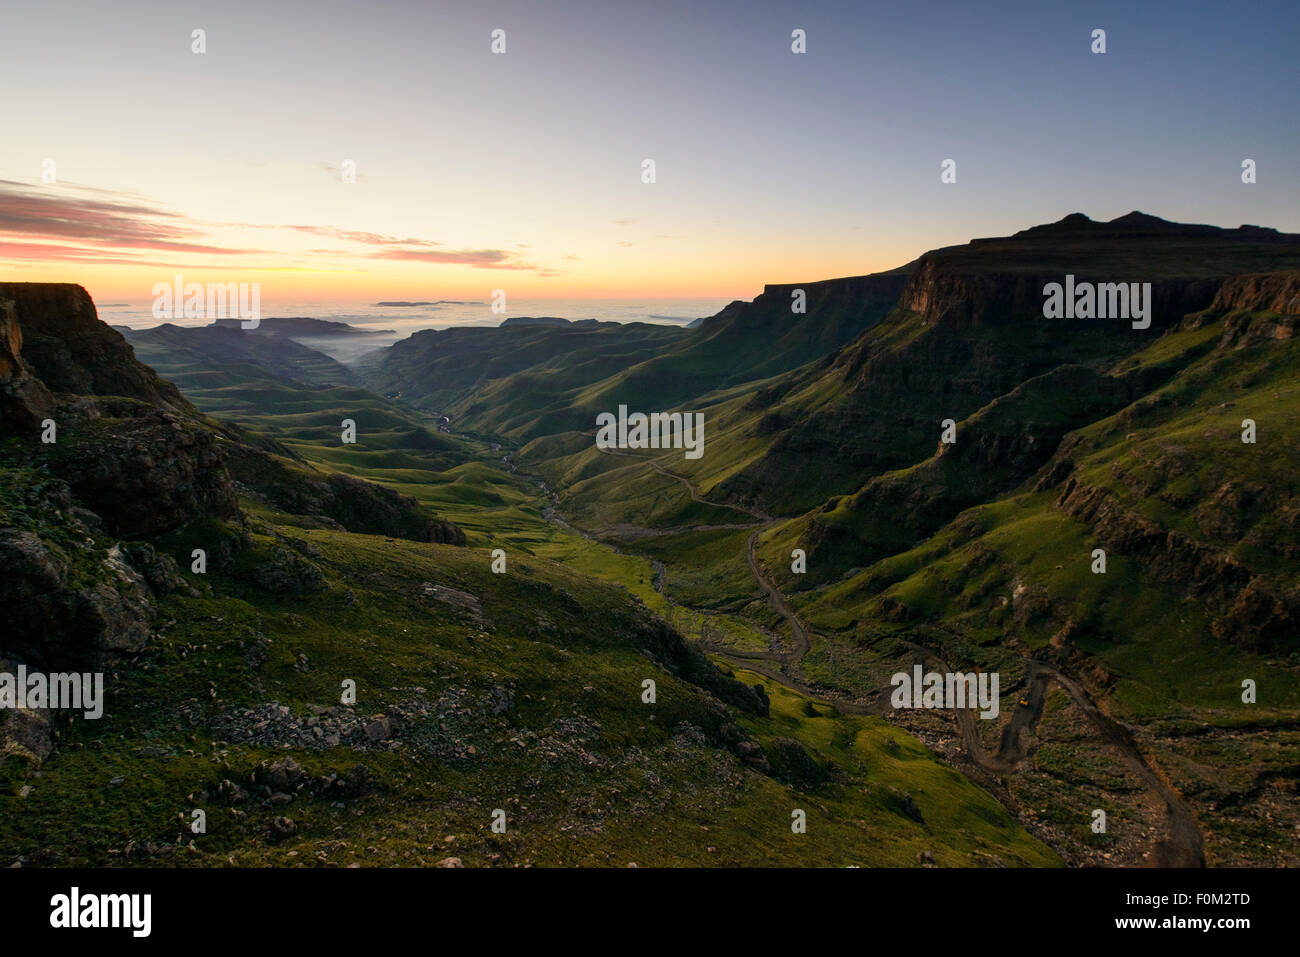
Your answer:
1108,210 -> 1175,228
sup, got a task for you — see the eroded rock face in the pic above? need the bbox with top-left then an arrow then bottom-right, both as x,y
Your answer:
1208,270 -> 1300,317
0,283 -> 183,408
0,698 -> 54,772
1055,479 -> 1298,653
1,285 -> 243,538
254,546 -> 327,594
0,297 -> 55,430
899,257 -> 1220,333
45,397 -> 240,539
0,528 -> 154,670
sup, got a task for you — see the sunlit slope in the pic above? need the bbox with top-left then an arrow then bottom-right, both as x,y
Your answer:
762,277 -> 1300,624
366,270 -> 910,443
0,456 -> 1057,869
753,288 -> 1300,865
125,323 -> 357,391
363,321 -> 685,416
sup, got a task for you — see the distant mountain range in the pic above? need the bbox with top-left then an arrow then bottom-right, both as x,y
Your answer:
375,300 -> 480,306
210,317 -> 395,336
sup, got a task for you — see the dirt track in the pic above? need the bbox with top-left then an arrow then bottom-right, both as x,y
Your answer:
597,450 -> 1205,868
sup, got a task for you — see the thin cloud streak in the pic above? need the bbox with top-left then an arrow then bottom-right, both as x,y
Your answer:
0,181 -> 551,272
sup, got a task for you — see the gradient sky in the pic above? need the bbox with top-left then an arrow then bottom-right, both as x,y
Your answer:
2,0 -> 1297,304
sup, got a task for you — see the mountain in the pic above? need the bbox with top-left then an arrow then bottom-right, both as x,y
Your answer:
360,265 -> 914,442
449,213 -> 1300,866
358,321 -> 688,416
498,316 -> 577,328
617,211 -> 1300,517
210,317 -> 396,337
8,211 -> 1296,868
124,322 -> 358,390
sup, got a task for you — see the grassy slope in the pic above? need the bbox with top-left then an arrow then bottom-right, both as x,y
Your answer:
770,308 -> 1300,864
1,370 -> 1055,867
512,298 -> 1300,865
0,492 -> 1056,869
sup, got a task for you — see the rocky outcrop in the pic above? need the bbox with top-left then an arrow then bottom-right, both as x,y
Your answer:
41,397 -> 241,538
1179,271 -> 1300,349
0,698 -> 55,771
0,284 -> 247,682
0,464 -> 199,671
0,526 -> 154,670
1203,270 -> 1300,317
253,546 -> 327,594
0,297 -> 55,430
1,284 -> 243,538
1054,478 -> 1297,652
0,283 -> 185,408
315,473 -> 465,544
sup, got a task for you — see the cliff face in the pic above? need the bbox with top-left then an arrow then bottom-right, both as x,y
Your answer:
0,283 -> 185,408
1203,270 -> 1300,320
650,268 -> 915,395
0,284 -> 241,537
715,213 -> 1300,515
0,297 -> 55,430
895,212 -> 1300,330
898,256 -> 1220,332
730,270 -> 914,349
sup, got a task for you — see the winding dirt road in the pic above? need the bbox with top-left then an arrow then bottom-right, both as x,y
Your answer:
594,449 -> 1205,867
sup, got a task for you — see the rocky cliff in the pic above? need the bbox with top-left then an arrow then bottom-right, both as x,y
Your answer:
713,213 -> 1300,515
1,284 -> 241,537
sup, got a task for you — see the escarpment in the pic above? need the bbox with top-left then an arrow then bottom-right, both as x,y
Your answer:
713,213 -> 1300,516
1,284 -> 241,537
1194,269 -> 1300,318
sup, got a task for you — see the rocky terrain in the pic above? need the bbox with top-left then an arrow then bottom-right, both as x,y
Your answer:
0,283 -> 467,782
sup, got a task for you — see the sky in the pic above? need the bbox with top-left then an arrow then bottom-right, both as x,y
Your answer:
1,0 -> 1297,305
